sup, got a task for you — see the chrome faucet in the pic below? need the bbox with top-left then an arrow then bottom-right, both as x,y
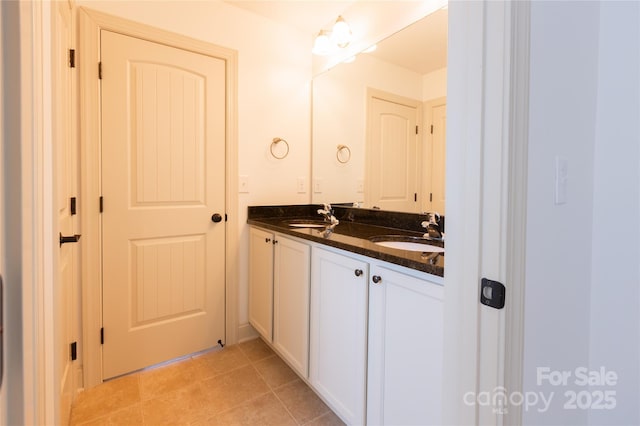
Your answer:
317,203 -> 339,225
421,212 -> 444,241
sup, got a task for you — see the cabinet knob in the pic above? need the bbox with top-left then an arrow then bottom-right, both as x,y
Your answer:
354,269 -> 363,277
265,238 -> 271,243
372,275 -> 382,284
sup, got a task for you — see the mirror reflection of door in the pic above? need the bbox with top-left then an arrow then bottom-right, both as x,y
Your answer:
311,8 -> 447,213
366,90 -> 422,212
424,98 -> 446,215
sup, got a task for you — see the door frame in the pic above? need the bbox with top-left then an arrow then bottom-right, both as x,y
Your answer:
443,1 -> 529,425
78,7 -> 239,389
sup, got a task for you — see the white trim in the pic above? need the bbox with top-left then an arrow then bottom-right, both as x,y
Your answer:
503,2 -> 531,425
18,0 -> 57,423
237,323 -> 259,343
443,1 -> 529,425
78,7 -> 239,389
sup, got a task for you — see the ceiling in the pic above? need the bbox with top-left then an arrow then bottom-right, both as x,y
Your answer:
367,7 -> 447,75
222,0 -> 448,75
222,1 -> 357,35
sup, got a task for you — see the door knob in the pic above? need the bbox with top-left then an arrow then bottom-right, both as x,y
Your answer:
59,233 -> 81,247
211,213 -> 223,223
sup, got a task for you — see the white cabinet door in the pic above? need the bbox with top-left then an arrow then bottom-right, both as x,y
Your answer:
249,227 -> 274,342
273,235 -> 311,377
310,247 -> 368,425
367,264 -> 444,426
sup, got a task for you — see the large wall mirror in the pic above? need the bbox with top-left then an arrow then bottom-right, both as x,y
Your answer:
311,7 -> 448,214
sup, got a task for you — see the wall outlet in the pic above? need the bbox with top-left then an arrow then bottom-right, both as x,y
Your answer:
239,175 -> 249,193
296,177 -> 306,193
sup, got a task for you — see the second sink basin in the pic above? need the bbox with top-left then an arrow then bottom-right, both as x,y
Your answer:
285,219 -> 331,228
369,235 -> 444,253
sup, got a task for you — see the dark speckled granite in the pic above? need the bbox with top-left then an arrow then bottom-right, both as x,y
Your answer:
247,204 -> 444,277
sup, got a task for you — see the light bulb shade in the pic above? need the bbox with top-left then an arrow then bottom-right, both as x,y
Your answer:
312,30 -> 332,56
331,16 -> 352,48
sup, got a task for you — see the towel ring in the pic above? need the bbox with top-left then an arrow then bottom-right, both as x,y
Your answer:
270,137 -> 289,159
336,144 -> 351,164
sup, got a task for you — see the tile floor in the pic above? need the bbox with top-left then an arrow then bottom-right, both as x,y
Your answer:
69,338 -> 345,426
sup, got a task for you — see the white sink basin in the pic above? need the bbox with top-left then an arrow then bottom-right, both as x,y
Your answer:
286,219 -> 330,228
369,236 -> 444,253
374,240 -> 444,253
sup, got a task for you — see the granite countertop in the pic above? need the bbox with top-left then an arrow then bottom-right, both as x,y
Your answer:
247,205 -> 444,277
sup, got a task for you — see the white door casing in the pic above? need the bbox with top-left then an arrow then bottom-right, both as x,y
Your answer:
366,89 -> 422,212
443,1 -> 529,425
78,8 -> 238,388
101,29 -> 226,379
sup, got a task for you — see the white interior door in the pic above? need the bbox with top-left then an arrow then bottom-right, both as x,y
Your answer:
425,103 -> 447,215
367,91 -> 421,212
53,1 -> 78,423
101,30 -> 226,379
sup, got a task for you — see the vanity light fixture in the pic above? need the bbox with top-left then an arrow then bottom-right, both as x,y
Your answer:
312,30 -> 332,56
312,15 -> 353,56
331,16 -> 352,48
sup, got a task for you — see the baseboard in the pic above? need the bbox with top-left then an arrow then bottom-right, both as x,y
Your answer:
237,322 -> 259,343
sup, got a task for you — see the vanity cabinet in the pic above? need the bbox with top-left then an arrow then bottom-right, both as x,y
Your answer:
367,264 -> 444,426
248,227 -> 274,341
249,225 -> 443,425
309,247 -> 369,426
248,228 -> 310,377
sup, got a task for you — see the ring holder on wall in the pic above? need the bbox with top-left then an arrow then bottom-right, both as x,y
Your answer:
336,144 -> 351,164
270,137 -> 290,159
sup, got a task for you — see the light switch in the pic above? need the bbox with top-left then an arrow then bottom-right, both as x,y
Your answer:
554,157 -> 568,205
313,178 -> 323,194
239,175 -> 249,193
296,177 -> 306,193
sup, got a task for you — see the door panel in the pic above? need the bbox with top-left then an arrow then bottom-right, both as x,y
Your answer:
101,30 -> 226,379
430,103 -> 446,214
368,95 -> 420,212
53,1 -> 77,423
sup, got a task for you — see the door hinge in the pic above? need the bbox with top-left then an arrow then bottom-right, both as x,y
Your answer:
70,197 -> 77,215
69,49 -> 76,68
98,62 -> 102,80
100,327 -> 104,344
70,341 -> 77,361
99,196 -> 104,213
430,193 -> 433,202
430,124 -> 434,134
